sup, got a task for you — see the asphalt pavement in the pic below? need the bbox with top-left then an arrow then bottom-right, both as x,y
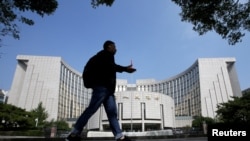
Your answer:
0,136 -> 207,141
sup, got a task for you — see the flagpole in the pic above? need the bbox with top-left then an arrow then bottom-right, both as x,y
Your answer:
130,59 -> 133,132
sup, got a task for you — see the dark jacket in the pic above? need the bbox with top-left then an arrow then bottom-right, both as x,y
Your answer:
83,50 -> 127,94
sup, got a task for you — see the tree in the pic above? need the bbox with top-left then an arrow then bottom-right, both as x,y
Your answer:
45,119 -> 70,131
172,0 -> 250,45
0,103 -> 33,130
30,102 -> 48,128
91,0 -> 115,8
91,0 -> 250,45
0,0 -> 58,46
1,0 -> 249,46
192,116 -> 215,130
216,91 -> 250,124
54,120 -> 70,131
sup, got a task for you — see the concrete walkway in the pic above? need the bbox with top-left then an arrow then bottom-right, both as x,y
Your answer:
0,136 -> 207,141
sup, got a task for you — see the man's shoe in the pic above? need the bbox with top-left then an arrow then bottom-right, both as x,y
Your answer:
65,133 -> 81,141
116,136 -> 132,141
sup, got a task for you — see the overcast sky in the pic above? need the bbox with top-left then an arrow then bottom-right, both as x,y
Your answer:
0,0 -> 249,91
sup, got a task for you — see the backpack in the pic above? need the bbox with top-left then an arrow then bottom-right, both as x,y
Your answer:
82,56 -> 96,88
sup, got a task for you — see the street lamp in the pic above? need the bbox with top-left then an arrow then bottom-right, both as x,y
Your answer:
2,119 -> 5,129
130,92 -> 133,132
35,118 -> 39,127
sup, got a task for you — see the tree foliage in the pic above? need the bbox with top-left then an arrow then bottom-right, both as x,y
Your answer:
0,103 -> 33,130
0,102 -> 49,130
1,0 -> 249,46
216,92 -> 250,124
54,120 -> 70,130
44,119 -> 70,131
172,0 -> 250,45
91,0 -> 115,8
30,102 -> 48,128
192,116 -> 215,130
0,0 -> 58,45
91,0 -> 250,45
0,102 -> 71,135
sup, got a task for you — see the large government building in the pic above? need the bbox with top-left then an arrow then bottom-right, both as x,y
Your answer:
7,55 -> 242,131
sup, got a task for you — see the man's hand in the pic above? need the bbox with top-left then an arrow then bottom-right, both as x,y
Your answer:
126,65 -> 136,73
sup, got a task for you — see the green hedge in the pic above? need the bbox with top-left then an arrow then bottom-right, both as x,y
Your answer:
0,130 -> 45,136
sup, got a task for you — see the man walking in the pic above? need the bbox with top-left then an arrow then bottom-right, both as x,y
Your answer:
66,40 -> 136,141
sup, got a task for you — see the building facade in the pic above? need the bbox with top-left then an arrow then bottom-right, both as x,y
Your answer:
87,90 -> 174,132
7,55 -> 91,122
0,89 -> 8,104
132,58 -> 242,127
7,55 -> 242,129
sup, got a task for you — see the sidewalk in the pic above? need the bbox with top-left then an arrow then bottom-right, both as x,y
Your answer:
0,136 -> 208,141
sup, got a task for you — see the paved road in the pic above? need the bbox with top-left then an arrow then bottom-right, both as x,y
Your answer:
0,136 -> 207,141
133,137 -> 207,141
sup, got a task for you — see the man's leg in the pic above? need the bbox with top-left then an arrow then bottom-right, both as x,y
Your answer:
71,87 -> 108,135
103,94 -> 123,140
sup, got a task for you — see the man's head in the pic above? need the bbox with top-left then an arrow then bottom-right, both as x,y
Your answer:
103,40 -> 116,55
